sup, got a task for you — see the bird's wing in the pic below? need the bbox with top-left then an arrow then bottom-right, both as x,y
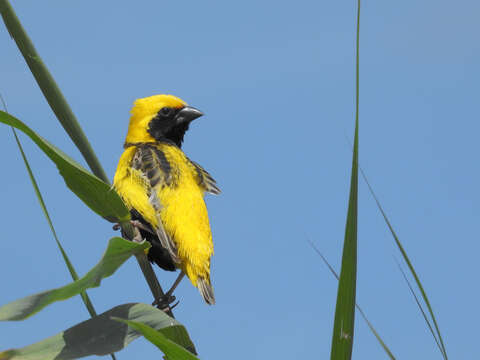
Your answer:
132,145 -> 180,263
189,159 -> 221,195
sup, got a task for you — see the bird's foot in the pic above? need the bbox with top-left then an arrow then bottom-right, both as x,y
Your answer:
153,294 -> 179,313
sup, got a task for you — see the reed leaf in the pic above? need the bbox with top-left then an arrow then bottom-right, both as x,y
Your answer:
330,1 -> 360,358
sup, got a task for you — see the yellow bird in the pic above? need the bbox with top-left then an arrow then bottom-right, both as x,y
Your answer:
113,94 -> 220,306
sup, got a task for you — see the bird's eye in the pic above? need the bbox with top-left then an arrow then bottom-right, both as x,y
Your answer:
159,107 -> 172,117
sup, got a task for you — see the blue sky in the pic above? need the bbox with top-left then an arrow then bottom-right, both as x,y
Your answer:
1,0 -> 479,358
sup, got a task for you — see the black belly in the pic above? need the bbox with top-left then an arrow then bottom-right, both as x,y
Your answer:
129,209 -> 176,271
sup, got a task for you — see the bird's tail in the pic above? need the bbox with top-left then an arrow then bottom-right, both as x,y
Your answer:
198,277 -> 215,305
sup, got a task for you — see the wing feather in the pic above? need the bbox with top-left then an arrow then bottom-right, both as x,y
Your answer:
133,145 -> 180,263
189,160 -> 221,195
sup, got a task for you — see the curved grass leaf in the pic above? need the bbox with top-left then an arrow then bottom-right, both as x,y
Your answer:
0,238 -> 149,321
0,111 -> 129,223
396,261 -> 441,353
0,303 -> 197,360
113,318 -> 199,360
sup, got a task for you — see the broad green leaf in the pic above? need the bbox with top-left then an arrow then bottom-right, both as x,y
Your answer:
0,303 -> 197,360
330,2 -> 360,359
0,238 -> 149,321
113,318 -> 199,360
0,111 -> 129,223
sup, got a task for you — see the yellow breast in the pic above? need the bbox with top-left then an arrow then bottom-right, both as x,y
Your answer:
156,143 -> 213,284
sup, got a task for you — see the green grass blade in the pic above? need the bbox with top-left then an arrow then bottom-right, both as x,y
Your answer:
0,111 -> 130,223
0,303 -> 197,360
355,307 -> 394,360
0,0 -> 109,183
396,261 -> 442,353
113,318 -> 199,360
330,1 -> 360,359
0,238 -> 149,321
361,169 -> 448,359
308,240 -> 395,360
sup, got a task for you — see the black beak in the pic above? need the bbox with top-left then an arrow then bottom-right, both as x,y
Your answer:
175,106 -> 203,125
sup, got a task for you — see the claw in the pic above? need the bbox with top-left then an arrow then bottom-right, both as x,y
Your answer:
170,300 -> 180,310
152,294 -> 177,313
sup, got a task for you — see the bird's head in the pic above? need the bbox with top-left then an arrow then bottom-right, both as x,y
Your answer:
124,94 -> 203,147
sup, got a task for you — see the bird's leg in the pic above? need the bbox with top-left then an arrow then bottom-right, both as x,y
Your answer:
112,220 -> 155,235
165,271 -> 186,298
153,271 -> 186,312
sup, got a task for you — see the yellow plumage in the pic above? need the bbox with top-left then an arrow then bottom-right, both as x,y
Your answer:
113,95 -> 219,304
